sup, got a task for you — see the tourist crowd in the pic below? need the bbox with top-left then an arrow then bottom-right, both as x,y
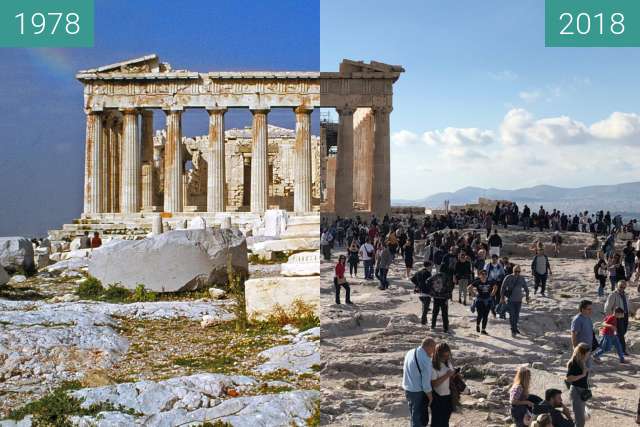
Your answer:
322,210 -> 640,426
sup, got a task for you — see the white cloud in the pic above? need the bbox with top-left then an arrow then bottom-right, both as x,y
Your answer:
421,127 -> 495,146
590,112 -> 640,141
519,90 -> 541,103
391,129 -> 419,146
488,70 -> 518,81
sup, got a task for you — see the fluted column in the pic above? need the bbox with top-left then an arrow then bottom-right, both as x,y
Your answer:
335,107 -> 354,217
250,109 -> 269,213
207,108 -> 227,212
83,111 -> 103,214
294,107 -> 313,213
164,110 -> 183,212
109,120 -> 120,212
371,106 -> 392,217
140,110 -> 155,211
120,109 -> 140,213
101,119 -> 110,212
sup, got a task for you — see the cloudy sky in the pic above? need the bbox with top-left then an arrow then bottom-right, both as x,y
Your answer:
321,0 -> 640,200
0,0 -> 319,236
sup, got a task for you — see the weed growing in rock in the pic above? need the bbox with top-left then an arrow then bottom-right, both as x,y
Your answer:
264,299 -> 319,332
75,277 -> 158,303
306,400 -> 320,426
76,276 -> 104,299
7,380 -> 138,426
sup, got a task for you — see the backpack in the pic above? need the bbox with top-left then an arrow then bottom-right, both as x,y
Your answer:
433,249 -> 444,265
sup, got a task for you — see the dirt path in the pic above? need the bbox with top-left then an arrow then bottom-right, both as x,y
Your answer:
320,236 -> 640,426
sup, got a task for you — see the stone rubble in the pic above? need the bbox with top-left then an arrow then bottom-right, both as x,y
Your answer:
254,327 -> 320,375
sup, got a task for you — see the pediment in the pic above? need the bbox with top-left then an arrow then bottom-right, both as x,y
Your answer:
79,54 -> 170,74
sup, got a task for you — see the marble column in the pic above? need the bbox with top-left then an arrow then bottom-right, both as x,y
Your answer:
164,109 -> 183,212
101,119 -> 110,213
83,111 -> 103,214
294,107 -> 313,213
206,108 -> 226,212
371,106 -> 392,217
109,120 -> 120,212
140,110 -> 155,211
120,109 -> 140,214
335,107 -> 354,217
250,109 -> 269,213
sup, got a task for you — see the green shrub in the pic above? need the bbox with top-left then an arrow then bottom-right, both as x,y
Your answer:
102,284 -> 131,303
129,284 -> 157,302
76,276 -> 104,299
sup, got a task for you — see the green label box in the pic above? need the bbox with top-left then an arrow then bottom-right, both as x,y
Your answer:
0,0 -> 94,48
546,0 -> 640,47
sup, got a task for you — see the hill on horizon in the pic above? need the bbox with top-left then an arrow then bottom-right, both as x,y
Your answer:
392,182 -> 640,216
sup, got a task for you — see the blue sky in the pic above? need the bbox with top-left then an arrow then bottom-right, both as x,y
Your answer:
321,0 -> 640,200
0,0 -> 319,236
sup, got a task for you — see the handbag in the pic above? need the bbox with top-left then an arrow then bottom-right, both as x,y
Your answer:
337,277 -> 347,285
451,373 -> 466,394
580,388 -> 592,402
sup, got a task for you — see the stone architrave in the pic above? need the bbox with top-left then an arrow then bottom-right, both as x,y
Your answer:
281,251 -> 320,277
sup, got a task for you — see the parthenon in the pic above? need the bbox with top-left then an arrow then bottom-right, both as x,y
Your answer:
320,60 -> 404,218
78,54 -> 320,224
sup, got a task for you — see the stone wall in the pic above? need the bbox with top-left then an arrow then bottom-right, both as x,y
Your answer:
152,125 -> 320,212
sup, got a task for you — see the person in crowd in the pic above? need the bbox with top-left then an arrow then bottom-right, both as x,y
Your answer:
80,231 -> 91,249
485,254 -> 506,318
531,248 -> 552,297
531,414 -> 553,427
387,229 -> 398,258
566,343 -> 591,427
320,229 -> 332,261
608,253 -> 626,292
570,300 -> 594,370
90,231 -> 102,249
430,342 -> 456,427
552,231 -> 563,257
440,246 -> 458,302
501,265 -> 530,337
532,388 -> 575,427
603,231 -> 616,258
510,366 -> 542,427
402,338 -> 435,427
359,238 -> 375,280
488,229 -> 503,257
624,241 -> 637,281
468,269 -> 495,334
501,255 -> 515,275
376,244 -> 393,290
474,248 -> 487,274
427,271 -> 453,333
404,239 -> 415,279
411,261 -> 433,325
347,240 -> 359,278
604,280 -> 630,355
593,307 -> 628,364
484,215 -> 494,239
333,255 -> 352,305
453,251 -> 473,306
594,253 -> 608,298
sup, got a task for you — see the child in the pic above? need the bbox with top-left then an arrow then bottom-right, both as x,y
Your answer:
593,307 -> 627,363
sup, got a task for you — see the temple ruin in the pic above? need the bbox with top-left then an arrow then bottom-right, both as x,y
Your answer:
320,60 -> 404,218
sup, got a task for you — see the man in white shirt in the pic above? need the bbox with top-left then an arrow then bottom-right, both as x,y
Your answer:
359,238 -> 375,280
402,338 -> 435,427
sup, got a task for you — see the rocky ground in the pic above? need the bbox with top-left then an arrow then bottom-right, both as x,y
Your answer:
320,229 -> 640,426
0,256 -> 320,426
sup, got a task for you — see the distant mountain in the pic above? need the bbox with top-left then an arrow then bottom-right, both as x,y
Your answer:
392,182 -> 640,216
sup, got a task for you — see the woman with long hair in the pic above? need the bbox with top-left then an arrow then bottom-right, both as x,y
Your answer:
334,255 -> 352,305
566,343 -> 590,427
403,239 -> 414,279
510,366 -> 542,427
430,343 -> 455,426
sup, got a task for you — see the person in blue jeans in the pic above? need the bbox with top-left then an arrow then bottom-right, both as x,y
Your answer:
402,338 -> 435,427
500,265 -> 530,337
594,307 -> 628,363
